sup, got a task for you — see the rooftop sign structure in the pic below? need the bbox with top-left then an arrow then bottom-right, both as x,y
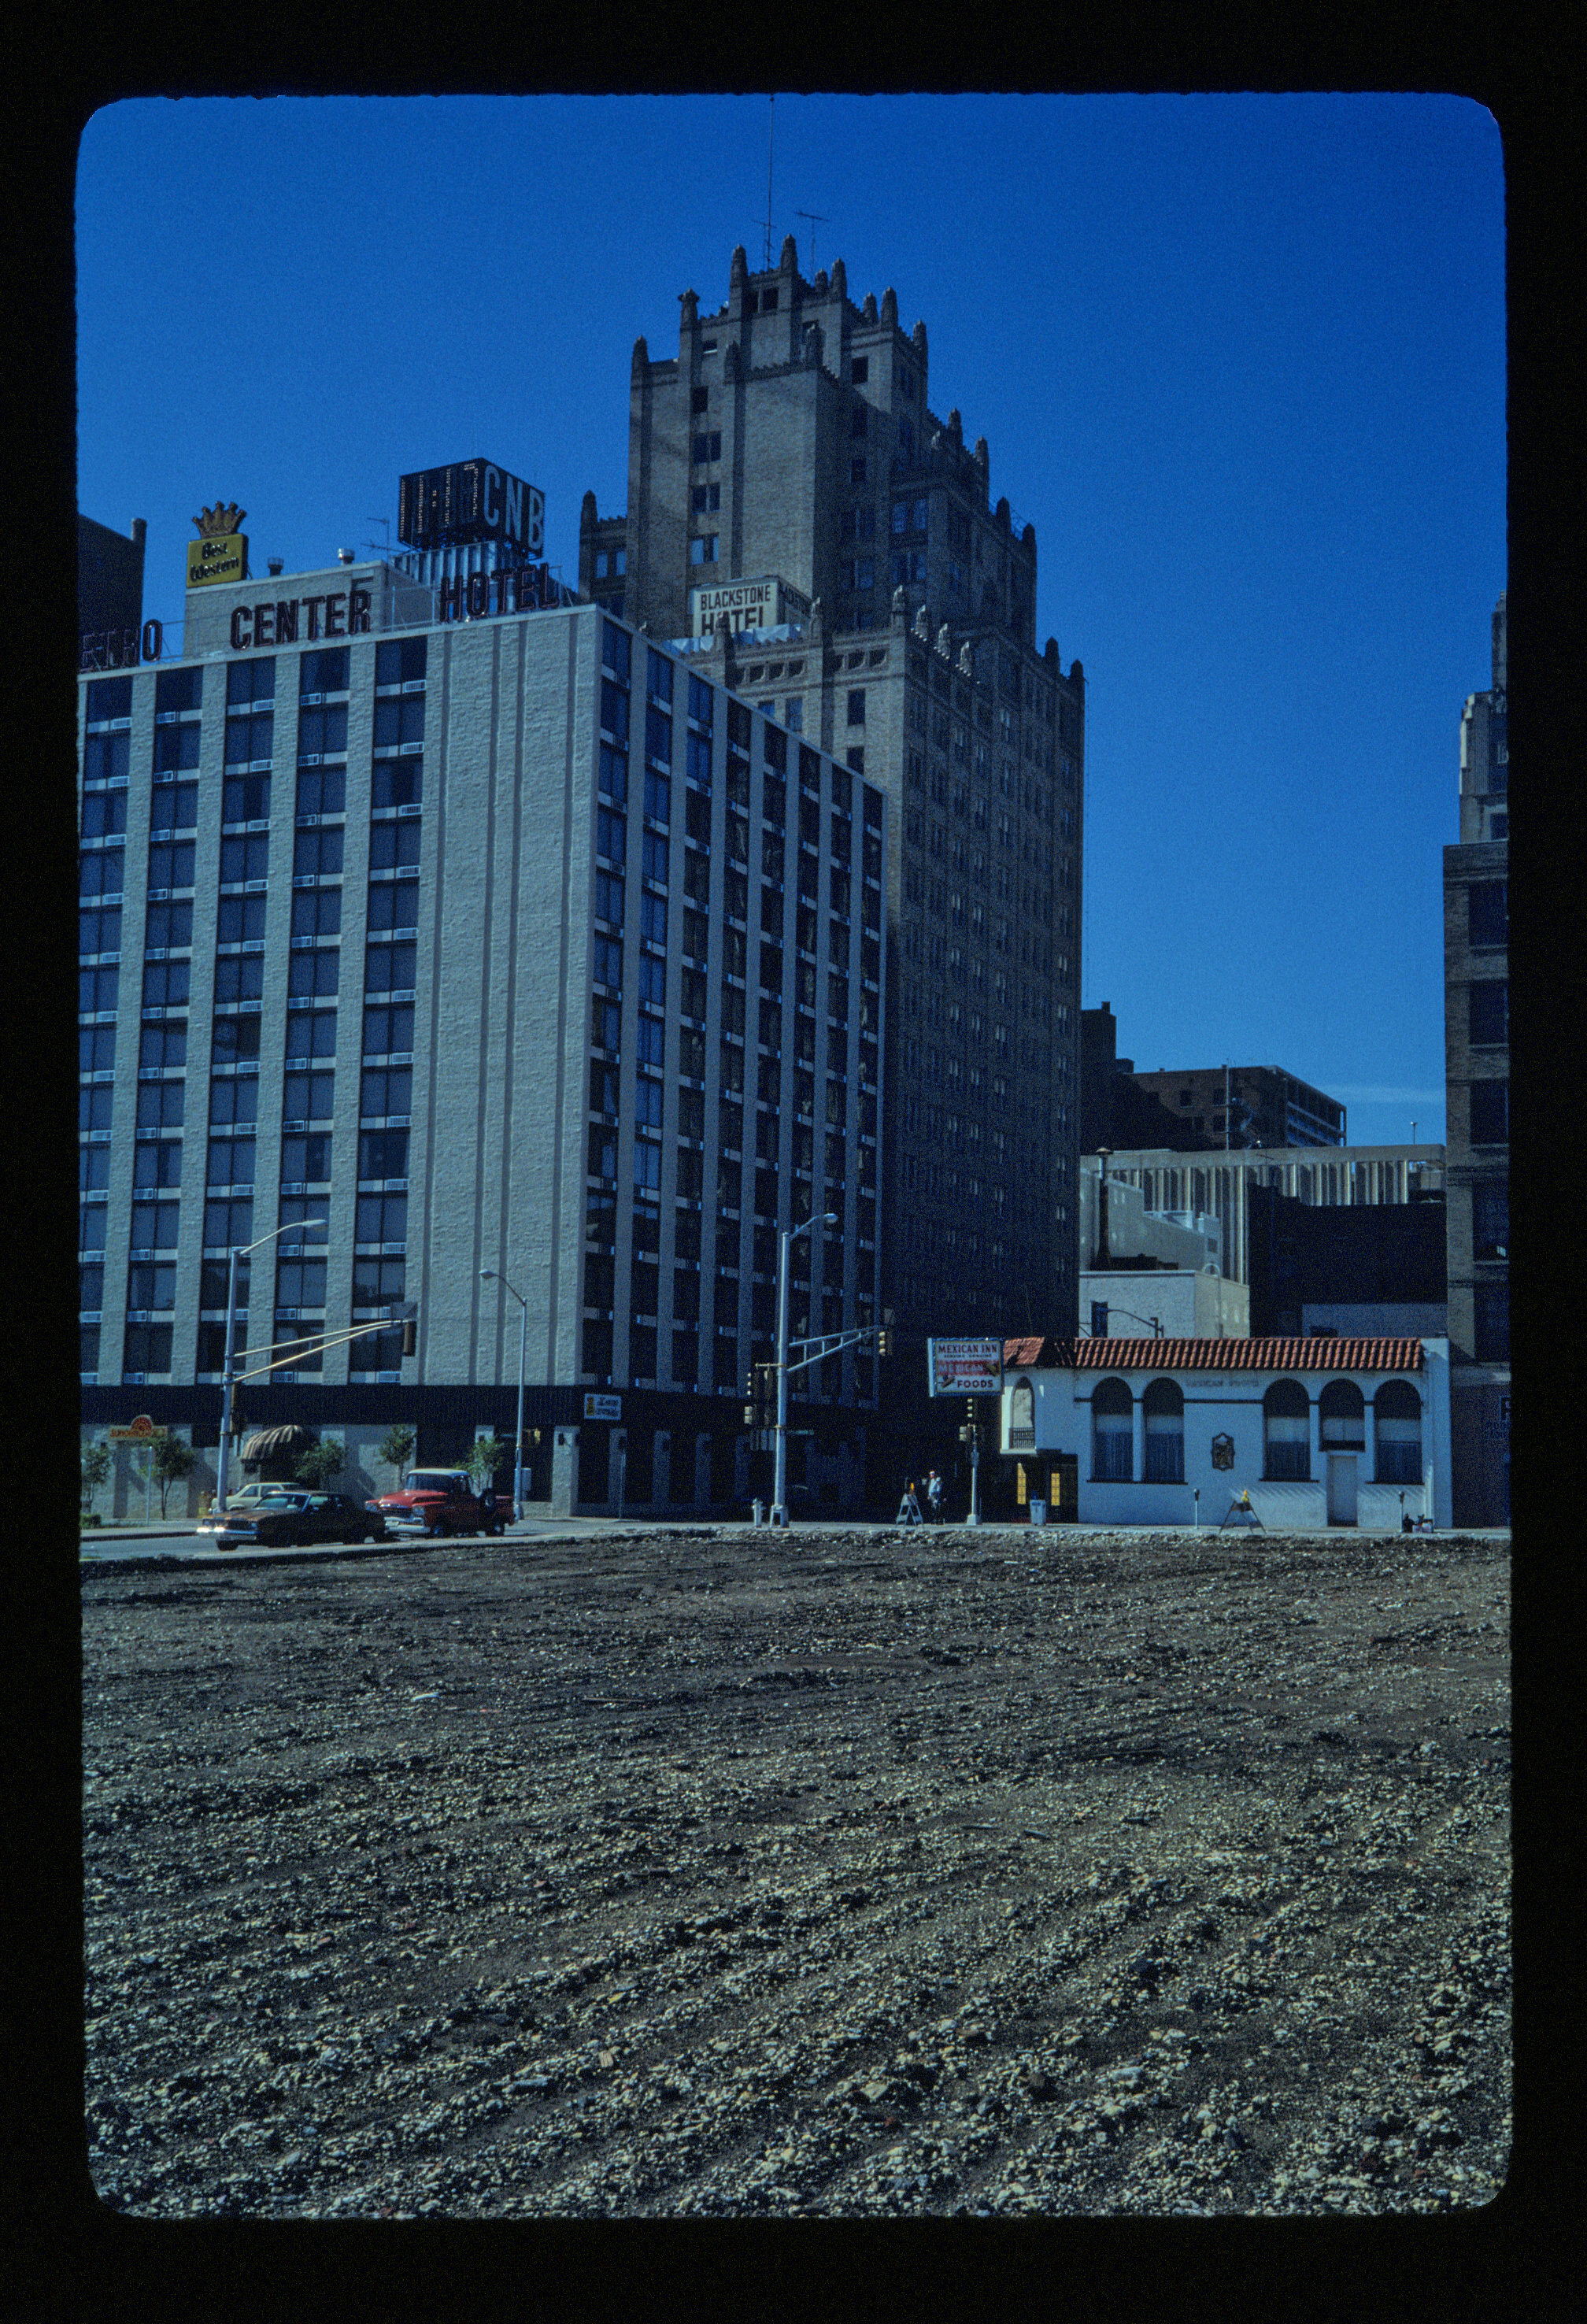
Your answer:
398,461 -> 544,557
187,501 -> 248,590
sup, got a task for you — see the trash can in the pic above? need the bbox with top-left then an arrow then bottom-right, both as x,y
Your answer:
753,1499 -> 765,1527
1029,1498 -> 1047,1527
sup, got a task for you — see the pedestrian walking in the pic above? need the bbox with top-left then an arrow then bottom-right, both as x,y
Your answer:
927,1470 -> 944,1523
896,1479 -> 923,1526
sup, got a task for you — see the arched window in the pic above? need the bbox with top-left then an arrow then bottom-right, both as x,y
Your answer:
1142,1377 -> 1185,1482
1319,1378 -> 1365,1451
1263,1379 -> 1311,1480
1091,1377 -> 1132,1481
1374,1380 -> 1422,1483
1008,1377 -> 1035,1450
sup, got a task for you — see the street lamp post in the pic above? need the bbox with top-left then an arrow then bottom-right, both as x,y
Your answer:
480,1269 -> 527,1521
214,1217 -> 327,1512
772,1212 -> 838,1527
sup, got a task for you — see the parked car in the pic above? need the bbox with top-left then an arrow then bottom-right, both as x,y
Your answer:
198,1490 -> 389,1549
371,1469 -> 506,1538
216,1481 -> 284,1512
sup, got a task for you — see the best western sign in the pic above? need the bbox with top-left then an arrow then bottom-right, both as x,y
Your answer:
399,461 -> 545,557
187,532 -> 248,589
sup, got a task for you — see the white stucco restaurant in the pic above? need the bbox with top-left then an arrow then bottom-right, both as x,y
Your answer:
999,1335 -> 1452,1530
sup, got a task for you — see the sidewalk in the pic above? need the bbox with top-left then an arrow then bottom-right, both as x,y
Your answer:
78,1513 -> 615,1569
80,1512 -> 1506,1571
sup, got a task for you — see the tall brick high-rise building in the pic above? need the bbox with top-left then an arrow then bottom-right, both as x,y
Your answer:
581,239 -> 1086,1350
1442,591 -> 1508,1523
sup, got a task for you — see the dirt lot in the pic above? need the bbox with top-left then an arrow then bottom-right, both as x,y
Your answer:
80,1523 -> 1510,2217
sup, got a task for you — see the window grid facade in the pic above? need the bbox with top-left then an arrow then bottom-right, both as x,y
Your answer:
80,594 -> 883,1423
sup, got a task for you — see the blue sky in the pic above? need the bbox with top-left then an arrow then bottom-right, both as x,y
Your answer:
76,93 -> 1505,1150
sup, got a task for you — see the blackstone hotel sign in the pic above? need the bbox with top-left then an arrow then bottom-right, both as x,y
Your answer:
690,575 -> 809,638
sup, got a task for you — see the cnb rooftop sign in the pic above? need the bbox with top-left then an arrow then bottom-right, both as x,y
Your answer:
399,461 -> 544,558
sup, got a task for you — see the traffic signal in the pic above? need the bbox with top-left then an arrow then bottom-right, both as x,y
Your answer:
875,1328 -> 891,1358
401,1315 -> 416,1356
745,1364 -> 777,1433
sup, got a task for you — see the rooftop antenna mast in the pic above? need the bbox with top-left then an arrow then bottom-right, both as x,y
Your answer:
759,94 -> 775,268
795,207 -> 828,276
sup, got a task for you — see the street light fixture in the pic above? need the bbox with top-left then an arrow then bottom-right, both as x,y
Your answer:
771,1211 -> 839,1527
214,1217 -> 327,1512
480,1268 -> 527,1521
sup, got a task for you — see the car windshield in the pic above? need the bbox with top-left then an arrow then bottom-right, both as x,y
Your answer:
404,1473 -> 457,1492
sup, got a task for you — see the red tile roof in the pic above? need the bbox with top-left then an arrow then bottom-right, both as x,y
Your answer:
1002,1336 -> 1423,1373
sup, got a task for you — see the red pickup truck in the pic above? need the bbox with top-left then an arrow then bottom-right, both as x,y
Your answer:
372,1469 -> 507,1539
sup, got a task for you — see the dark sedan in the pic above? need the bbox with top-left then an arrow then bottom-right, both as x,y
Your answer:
198,1491 -> 389,1549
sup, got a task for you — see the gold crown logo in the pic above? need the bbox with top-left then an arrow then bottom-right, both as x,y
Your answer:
193,501 -> 246,538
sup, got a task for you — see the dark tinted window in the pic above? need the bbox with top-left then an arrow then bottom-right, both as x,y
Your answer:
1468,881 -> 1506,947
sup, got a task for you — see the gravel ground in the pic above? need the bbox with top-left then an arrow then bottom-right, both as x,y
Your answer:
81,1523 -> 1510,2219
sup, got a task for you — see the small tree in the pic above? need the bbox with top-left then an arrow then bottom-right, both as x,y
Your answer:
379,1423 -> 416,1487
81,1441 -> 111,1515
466,1434 -> 510,1494
152,1434 -> 198,1519
294,1438 -> 345,1491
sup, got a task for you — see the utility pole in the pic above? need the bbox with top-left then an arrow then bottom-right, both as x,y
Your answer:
214,1217 -> 327,1512
480,1269 -> 528,1520
962,1396 -> 984,1525
771,1210 -> 838,1526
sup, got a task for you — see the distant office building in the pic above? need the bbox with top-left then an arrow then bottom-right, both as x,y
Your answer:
79,551 -> 886,1518
1088,1144 -> 1447,1293
78,514 -> 147,670
1442,592 -> 1508,1524
1246,1182 -> 1447,1340
1078,1152 -> 1246,1342
1080,1004 -> 1185,1151
1124,1062 -> 1345,1150
579,240 -> 1085,1351
1078,1155 -> 1223,1274
1080,1006 -> 1345,1153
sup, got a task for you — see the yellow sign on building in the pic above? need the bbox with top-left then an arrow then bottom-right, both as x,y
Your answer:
187,532 -> 248,588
